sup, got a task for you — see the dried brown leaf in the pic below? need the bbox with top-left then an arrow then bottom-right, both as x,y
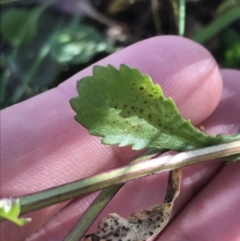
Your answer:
85,168 -> 182,241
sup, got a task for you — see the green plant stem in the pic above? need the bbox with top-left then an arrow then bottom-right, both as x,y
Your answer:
11,43 -> 50,103
192,6 -> 240,44
178,0 -> 185,36
24,44 -> 51,86
0,140 -> 235,220
63,149 -> 159,241
0,46 -> 19,106
64,186 -> 121,241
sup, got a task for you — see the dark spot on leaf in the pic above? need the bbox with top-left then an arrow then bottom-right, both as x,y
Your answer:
114,105 -> 118,108
140,109 -> 143,113
131,106 -> 135,110
89,234 -> 101,241
148,115 -> 151,119
140,87 -> 144,90
104,223 -> 108,227
144,101 -> 147,104
149,94 -> 153,97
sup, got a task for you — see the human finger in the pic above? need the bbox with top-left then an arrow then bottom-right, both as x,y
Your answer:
159,69 -> 240,241
9,36 -> 224,241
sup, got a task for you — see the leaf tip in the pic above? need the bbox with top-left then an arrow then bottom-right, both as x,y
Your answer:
0,198 -> 31,226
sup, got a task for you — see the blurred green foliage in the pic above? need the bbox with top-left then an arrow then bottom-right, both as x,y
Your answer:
1,6 -> 46,46
217,30 -> 240,68
0,3 -> 115,108
50,25 -> 116,64
0,0 -> 239,109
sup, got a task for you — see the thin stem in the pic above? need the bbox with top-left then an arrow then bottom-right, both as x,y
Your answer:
0,46 -> 19,106
178,0 -> 185,36
11,43 -> 50,103
63,149 -> 159,241
11,140 -> 240,216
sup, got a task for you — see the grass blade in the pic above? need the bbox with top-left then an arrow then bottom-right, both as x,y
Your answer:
192,6 -> 240,44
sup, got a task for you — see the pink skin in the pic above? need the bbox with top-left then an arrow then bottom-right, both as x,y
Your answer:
1,36 -> 239,241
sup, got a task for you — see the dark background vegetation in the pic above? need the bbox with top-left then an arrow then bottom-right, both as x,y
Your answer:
1,0 -> 240,109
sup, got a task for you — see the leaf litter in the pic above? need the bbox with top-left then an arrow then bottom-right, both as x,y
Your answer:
85,168 -> 182,241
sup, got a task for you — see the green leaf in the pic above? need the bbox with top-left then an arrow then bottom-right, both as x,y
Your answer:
0,198 -> 31,226
1,6 -> 46,46
218,30 -> 240,68
50,25 -> 116,65
71,64 -> 238,151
